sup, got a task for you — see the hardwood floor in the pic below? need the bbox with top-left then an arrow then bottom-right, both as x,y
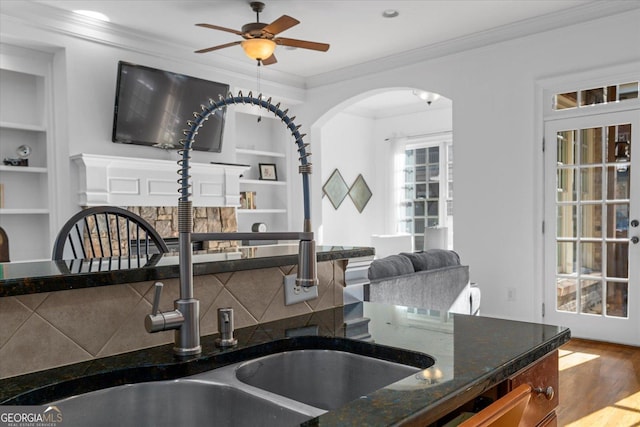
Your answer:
558,339 -> 640,427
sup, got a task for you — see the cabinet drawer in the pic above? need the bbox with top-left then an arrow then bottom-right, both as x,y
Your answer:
509,350 -> 558,427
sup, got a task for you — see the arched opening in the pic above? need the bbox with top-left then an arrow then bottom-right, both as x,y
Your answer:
312,88 -> 453,257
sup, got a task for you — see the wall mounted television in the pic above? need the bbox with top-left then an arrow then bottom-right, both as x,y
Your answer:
112,61 -> 229,152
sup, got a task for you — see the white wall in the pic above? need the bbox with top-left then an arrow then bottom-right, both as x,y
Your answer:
319,112 -> 380,246
304,10 -> 640,322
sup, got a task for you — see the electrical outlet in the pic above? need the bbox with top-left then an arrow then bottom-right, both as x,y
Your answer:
284,274 -> 318,306
507,287 -> 516,302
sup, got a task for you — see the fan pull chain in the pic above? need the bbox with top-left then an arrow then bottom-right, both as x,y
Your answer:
256,63 -> 262,122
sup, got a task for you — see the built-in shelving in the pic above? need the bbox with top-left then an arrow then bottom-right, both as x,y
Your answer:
235,148 -> 286,158
0,44 -> 55,261
0,165 -> 47,174
0,121 -> 46,132
234,111 -> 292,233
0,208 -> 50,215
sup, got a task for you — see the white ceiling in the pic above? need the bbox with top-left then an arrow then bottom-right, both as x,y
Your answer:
5,1 -> 636,115
24,0 -> 604,79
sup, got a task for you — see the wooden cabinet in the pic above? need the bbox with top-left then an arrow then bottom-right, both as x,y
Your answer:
0,44 -> 56,261
509,350 -> 559,427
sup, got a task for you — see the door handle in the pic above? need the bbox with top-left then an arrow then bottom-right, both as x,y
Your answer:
631,219 -> 639,228
632,236 -> 640,244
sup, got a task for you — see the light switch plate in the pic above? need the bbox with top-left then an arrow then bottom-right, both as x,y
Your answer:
284,274 -> 318,305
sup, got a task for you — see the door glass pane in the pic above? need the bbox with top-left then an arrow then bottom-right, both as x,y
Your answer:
581,205 -> 602,238
415,184 -> 426,199
555,93 -> 577,110
557,278 -> 577,312
557,242 -> 577,275
580,242 -> 602,276
557,169 -> 576,201
557,130 -> 576,164
581,87 -> 606,106
557,205 -> 577,238
608,203 -> 629,239
607,242 -> 629,279
607,166 -> 630,200
619,82 -> 639,101
414,201 -> 425,216
415,166 -> 426,182
607,124 -> 631,163
581,279 -> 602,315
416,148 -> 426,164
606,282 -> 628,318
581,127 -> 602,164
581,167 -> 602,201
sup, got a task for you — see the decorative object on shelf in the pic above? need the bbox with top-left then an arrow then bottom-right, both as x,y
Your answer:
3,144 -> 31,167
240,191 -> 256,209
323,169 -> 349,210
349,174 -> 372,213
252,222 -> 267,232
259,163 -> 278,181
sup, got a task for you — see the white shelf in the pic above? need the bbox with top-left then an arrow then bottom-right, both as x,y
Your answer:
0,208 -> 50,214
237,209 -> 287,214
236,148 -> 286,158
239,179 -> 287,186
0,121 -> 46,132
0,165 -> 47,173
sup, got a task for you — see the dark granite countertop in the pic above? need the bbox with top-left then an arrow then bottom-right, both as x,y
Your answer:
0,245 -> 374,297
0,301 -> 570,426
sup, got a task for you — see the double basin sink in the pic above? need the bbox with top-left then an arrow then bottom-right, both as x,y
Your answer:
49,346 -> 435,427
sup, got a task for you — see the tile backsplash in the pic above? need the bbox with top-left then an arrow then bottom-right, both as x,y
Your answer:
0,260 -> 346,379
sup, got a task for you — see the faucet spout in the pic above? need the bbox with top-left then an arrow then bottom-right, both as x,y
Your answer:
144,92 -> 317,357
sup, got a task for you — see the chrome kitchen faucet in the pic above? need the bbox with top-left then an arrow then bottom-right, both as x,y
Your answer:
145,92 -> 318,356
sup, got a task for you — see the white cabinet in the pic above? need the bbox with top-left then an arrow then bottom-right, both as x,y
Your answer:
0,45 -> 56,262
234,110 -> 292,233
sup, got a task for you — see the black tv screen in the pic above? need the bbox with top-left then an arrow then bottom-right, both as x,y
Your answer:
112,61 -> 229,152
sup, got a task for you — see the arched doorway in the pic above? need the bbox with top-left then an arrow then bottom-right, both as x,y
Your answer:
313,88 -> 453,255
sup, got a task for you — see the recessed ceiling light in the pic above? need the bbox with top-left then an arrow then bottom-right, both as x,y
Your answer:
73,10 -> 110,22
382,9 -> 399,18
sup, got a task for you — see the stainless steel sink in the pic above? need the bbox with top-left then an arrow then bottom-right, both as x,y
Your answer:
49,380 -> 314,427
234,349 -> 422,410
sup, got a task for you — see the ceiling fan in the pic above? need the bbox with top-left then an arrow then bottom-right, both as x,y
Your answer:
194,1 -> 330,65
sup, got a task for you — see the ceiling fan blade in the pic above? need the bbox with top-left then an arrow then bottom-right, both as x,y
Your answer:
195,23 -> 243,36
262,15 -> 299,36
261,54 -> 277,66
275,37 -> 330,52
194,41 -> 241,54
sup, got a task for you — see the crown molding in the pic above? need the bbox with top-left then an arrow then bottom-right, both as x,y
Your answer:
306,1 -> 640,88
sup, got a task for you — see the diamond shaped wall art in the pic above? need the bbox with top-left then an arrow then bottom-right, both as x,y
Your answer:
322,170 -> 372,213
322,169 -> 349,209
348,174 -> 372,213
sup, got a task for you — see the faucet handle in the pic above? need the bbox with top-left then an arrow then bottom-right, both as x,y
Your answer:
151,282 -> 163,316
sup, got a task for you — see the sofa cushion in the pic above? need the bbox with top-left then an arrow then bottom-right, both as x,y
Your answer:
400,249 -> 460,271
368,254 -> 415,280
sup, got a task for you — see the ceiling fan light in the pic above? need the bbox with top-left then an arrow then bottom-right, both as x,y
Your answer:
241,39 -> 276,60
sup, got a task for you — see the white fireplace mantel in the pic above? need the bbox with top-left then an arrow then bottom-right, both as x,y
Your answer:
71,153 -> 249,207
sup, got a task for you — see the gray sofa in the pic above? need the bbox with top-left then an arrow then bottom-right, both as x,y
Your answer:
366,250 -> 480,315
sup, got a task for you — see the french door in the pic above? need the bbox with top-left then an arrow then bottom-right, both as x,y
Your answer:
544,110 -> 639,345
